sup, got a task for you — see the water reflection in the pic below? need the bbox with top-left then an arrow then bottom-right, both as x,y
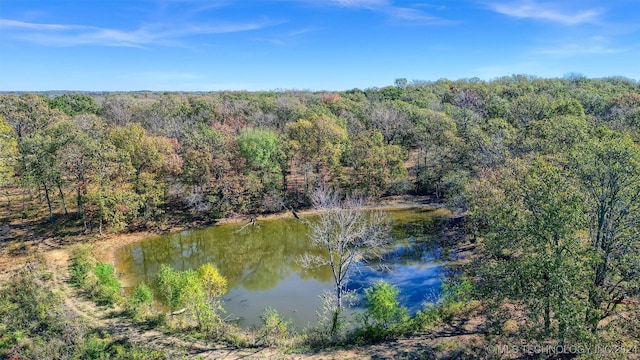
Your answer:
115,208 -> 450,328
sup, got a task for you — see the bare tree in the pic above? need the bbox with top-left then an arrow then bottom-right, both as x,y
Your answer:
301,188 -> 391,334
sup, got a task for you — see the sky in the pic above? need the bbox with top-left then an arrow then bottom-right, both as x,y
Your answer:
1,0 -> 639,91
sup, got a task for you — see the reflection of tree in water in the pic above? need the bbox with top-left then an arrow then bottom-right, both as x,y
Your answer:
119,218 -> 335,290
371,211 -> 450,266
116,209 -> 445,294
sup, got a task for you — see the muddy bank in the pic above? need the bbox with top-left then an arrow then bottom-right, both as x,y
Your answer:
1,195 -> 443,277
98,195 -> 442,264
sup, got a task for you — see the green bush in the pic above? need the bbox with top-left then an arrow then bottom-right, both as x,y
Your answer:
440,279 -> 473,304
154,264 -> 226,335
363,280 -> 408,329
131,283 -> 153,306
413,302 -> 441,329
438,279 -> 474,321
126,283 -> 154,320
93,262 -> 122,305
155,264 -> 194,311
70,244 -> 95,287
260,307 -> 292,346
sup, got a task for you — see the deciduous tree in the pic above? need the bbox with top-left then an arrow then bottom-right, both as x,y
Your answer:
301,188 -> 391,335
468,156 -> 588,344
573,129 -> 640,333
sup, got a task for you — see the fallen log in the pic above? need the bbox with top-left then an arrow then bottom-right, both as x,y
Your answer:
171,308 -> 187,316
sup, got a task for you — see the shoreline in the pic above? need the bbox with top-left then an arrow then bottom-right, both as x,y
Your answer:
98,195 -> 442,265
0,195 -> 444,282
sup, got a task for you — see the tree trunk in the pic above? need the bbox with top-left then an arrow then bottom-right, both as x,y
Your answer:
43,182 -> 53,224
544,295 -> 551,336
21,187 -> 26,213
76,186 -> 84,220
543,271 -> 551,336
58,184 -> 68,216
331,310 -> 340,336
331,284 -> 343,336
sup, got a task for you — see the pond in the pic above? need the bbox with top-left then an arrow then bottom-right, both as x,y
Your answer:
114,208 -> 452,329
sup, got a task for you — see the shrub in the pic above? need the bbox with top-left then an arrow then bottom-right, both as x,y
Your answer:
70,244 -> 95,287
126,283 -> 154,320
440,278 -> 473,304
197,263 -> 227,311
260,307 -> 292,346
93,262 -> 122,305
155,264 -> 195,311
413,302 -> 441,329
0,261 -> 87,358
438,278 -> 474,321
155,264 -> 227,336
131,283 -> 153,306
363,280 -> 408,329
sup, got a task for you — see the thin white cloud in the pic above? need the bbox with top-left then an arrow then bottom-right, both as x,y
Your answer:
534,35 -> 633,56
390,7 -> 456,25
536,44 -> 630,56
294,0 -> 452,24
322,0 -> 453,25
253,26 -> 316,46
487,1 -> 602,25
330,0 -> 388,9
534,36 -> 632,56
0,18 -> 278,47
0,19 -> 88,31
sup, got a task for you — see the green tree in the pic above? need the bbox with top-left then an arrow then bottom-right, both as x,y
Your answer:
468,156 -> 588,343
180,122 -> 247,217
19,121 -> 75,223
46,94 -> 101,116
573,129 -> 640,333
0,94 -> 60,141
83,126 -> 140,233
349,131 -> 408,196
110,123 -> 174,222
286,114 -> 347,193
0,94 -> 66,213
0,115 -> 18,205
414,110 -> 465,198
58,115 -> 103,224
236,128 -> 285,197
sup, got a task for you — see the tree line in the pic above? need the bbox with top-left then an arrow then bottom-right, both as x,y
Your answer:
2,75 -> 637,234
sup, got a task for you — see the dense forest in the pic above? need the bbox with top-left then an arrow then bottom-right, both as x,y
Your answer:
1,75 -> 639,358
1,76 -> 639,231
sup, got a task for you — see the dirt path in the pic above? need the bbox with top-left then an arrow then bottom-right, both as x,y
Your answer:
54,256 -> 485,360
51,252 -> 287,359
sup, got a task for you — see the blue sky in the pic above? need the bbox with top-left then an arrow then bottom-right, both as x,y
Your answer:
1,0 -> 638,91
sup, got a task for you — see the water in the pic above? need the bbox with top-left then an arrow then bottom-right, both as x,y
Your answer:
114,208 -> 451,329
